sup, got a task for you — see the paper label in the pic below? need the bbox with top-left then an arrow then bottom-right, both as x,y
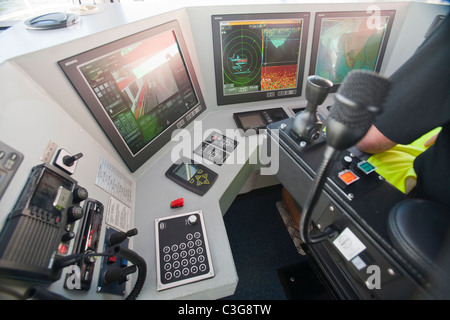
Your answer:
333,227 -> 366,261
105,196 -> 131,232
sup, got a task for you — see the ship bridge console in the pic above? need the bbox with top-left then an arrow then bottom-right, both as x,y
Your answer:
0,0 -> 449,301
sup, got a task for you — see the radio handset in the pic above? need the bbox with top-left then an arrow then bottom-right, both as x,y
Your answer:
0,163 -> 87,282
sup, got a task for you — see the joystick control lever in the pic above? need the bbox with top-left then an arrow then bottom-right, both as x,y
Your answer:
108,228 -> 138,246
291,75 -> 333,142
103,265 -> 137,285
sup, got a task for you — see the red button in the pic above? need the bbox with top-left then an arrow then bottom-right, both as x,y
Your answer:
58,244 -> 68,254
108,256 -> 117,264
170,198 -> 184,208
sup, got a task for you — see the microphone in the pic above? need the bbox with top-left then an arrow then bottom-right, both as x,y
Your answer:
326,70 -> 391,150
299,70 -> 391,244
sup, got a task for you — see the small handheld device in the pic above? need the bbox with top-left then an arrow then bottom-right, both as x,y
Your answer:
166,158 -> 218,196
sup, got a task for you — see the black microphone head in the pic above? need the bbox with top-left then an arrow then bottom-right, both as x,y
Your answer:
326,70 -> 391,150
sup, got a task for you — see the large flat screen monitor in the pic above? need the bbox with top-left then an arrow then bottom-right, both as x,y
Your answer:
309,10 -> 395,92
212,12 -> 310,105
59,20 -> 206,172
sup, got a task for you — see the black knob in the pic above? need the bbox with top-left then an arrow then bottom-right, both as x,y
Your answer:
63,153 -> 83,166
340,155 -> 353,170
62,231 -> 75,242
67,205 -> 84,222
73,187 -> 88,203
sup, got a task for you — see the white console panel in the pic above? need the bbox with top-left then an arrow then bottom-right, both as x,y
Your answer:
0,59 -> 288,299
0,61 -> 136,299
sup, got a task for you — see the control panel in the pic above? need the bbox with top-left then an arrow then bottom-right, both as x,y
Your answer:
329,153 -> 382,201
64,199 -> 104,291
155,210 -> 214,291
270,117 -> 383,202
267,116 -> 410,299
97,226 -> 134,296
0,162 -> 87,282
0,142 -> 150,300
193,131 -> 238,165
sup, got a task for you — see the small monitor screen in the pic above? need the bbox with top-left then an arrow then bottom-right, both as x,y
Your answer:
174,163 -> 199,181
309,10 -> 395,91
238,114 -> 265,130
59,20 -> 205,172
212,13 -> 310,105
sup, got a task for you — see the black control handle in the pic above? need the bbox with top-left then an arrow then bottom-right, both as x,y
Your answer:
108,228 -> 138,246
63,153 -> 83,167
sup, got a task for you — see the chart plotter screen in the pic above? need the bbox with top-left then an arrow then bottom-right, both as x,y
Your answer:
59,20 -> 206,172
309,10 -> 395,91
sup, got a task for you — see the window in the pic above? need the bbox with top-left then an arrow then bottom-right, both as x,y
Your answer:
0,0 -> 126,23
0,0 -> 69,22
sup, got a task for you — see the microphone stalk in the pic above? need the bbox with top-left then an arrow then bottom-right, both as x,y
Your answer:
299,145 -> 340,243
299,70 -> 391,244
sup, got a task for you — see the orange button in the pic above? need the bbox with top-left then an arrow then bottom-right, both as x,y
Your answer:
338,170 -> 359,185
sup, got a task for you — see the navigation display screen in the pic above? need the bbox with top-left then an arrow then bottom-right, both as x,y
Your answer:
77,30 -> 198,155
310,11 -> 395,90
212,13 -> 310,105
59,20 -> 206,172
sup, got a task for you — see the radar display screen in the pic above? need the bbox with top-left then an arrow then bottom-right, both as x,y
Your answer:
212,13 -> 310,105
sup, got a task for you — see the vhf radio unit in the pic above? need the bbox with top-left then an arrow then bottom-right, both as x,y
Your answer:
0,163 -> 87,282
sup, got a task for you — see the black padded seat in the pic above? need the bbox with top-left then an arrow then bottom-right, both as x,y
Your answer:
388,199 -> 450,298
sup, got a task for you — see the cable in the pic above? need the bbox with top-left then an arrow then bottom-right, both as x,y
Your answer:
112,245 -> 147,300
299,145 -> 340,244
103,265 -> 137,285
52,251 -> 114,271
0,285 -> 26,300
25,285 -> 69,300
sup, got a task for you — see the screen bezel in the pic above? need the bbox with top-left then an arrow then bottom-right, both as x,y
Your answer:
59,20 -> 206,172
212,12 -> 310,106
309,10 -> 396,92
